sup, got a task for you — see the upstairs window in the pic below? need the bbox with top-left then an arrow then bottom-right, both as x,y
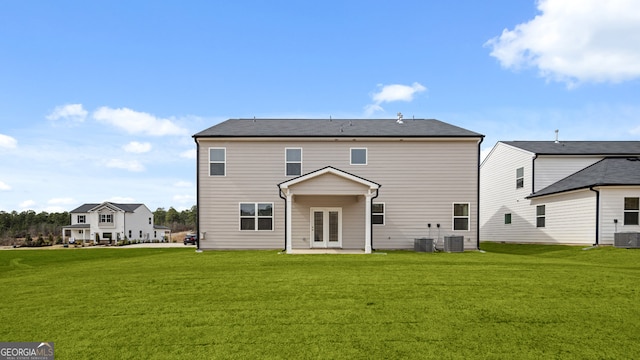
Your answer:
240,203 -> 274,231
99,214 -> 113,224
372,203 -> 385,225
536,205 -> 546,228
148,217 -> 152,225
624,197 -> 639,225
285,148 -> 302,176
516,167 -> 524,189
453,203 -> 470,231
77,215 -> 86,224
351,148 -> 367,165
209,148 -> 226,176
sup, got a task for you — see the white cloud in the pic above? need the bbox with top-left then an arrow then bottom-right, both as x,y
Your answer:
0,134 -> 18,149
123,141 -> 152,153
93,107 -> 189,136
485,0 -> 640,86
43,206 -> 67,213
0,181 -> 11,191
173,194 -> 195,203
107,196 -> 135,203
20,200 -> 36,209
364,82 -> 427,116
46,104 -> 88,123
174,181 -> 193,188
179,149 -> 196,159
106,159 -> 145,172
372,83 -> 427,103
48,197 -> 76,205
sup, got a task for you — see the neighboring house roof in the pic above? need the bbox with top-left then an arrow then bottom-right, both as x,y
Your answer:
528,157 -> 640,198
70,202 -> 144,213
194,119 -> 483,138
154,225 -> 170,230
503,141 -> 640,155
64,224 -> 90,229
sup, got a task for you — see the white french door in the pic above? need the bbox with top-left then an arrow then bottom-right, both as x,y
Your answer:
310,208 -> 342,248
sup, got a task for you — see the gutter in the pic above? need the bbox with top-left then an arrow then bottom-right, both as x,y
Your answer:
370,188 -> 380,252
589,186 -> 600,246
278,187 -> 287,252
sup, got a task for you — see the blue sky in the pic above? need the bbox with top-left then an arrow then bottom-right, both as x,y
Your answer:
1,0 -> 639,212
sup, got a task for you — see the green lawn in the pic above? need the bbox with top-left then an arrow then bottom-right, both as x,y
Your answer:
0,244 -> 638,359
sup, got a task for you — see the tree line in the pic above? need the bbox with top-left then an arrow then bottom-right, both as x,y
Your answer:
0,206 -> 197,243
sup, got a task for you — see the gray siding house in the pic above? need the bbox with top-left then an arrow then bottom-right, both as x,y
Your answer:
480,141 -> 640,245
194,118 -> 484,253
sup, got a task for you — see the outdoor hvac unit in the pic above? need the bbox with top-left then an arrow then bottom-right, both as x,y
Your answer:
444,236 -> 464,252
414,238 -> 434,253
614,232 -> 640,248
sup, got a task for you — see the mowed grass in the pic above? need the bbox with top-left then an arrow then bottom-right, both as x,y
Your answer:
0,244 -> 639,359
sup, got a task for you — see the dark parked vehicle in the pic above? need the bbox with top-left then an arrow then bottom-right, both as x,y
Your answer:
184,234 -> 197,245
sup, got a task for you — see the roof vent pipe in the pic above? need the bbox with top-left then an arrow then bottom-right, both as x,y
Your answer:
396,112 -> 404,124
554,129 -> 559,143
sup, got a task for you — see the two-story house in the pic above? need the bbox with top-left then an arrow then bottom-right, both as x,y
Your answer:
193,118 -> 484,253
63,202 -> 169,244
480,141 -> 640,246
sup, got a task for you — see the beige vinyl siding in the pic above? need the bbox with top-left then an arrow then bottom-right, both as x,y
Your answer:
289,172 -> 371,195
600,187 -> 640,245
198,138 -> 480,250
480,142 -> 534,243
534,156 -> 603,192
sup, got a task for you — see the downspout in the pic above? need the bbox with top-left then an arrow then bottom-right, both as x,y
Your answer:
370,188 -> 380,252
278,186 -> 287,252
531,154 -> 538,195
476,137 -> 483,250
589,186 -> 600,246
194,137 -> 201,251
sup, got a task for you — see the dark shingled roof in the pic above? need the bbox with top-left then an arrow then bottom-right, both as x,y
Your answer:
70,203 -> 144,213
504,141 -> 640,155
528,157 -> 640,198
194,119 -> 483,138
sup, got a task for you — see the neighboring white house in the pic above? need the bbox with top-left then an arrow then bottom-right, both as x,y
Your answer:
63,202 -> 170,244
193,118 -> 484,253
480,141 -> 640,245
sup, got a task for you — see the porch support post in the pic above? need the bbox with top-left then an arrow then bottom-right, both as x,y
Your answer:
285,191 -> 293,254
365,191 -> 373,254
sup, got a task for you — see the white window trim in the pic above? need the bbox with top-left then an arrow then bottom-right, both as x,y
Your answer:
99,214 -> 113,224
285,148 -> 302,176
372,202 -> 385,226
77,215 -> 86,224
536,205 -> 546,228
623,197 -> 639,226
239,202 -> 274,231
452,202 -> 470,231
209,147 -> 226,177
350,147 -> 367,165
516,167 -> 524,189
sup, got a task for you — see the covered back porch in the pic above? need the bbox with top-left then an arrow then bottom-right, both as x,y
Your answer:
278,167 -> 380,254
